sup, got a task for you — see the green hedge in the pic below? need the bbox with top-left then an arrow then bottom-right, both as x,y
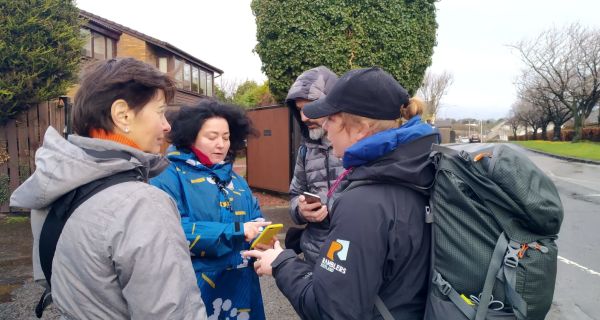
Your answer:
251,0 -> 437,101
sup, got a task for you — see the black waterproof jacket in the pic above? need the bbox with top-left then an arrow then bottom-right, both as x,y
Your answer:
272,134 -> 437,320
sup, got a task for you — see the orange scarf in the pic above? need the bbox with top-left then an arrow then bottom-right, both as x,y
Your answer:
89,128 -> 141,150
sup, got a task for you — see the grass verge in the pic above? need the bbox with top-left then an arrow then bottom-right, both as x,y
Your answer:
4,216 -> 29,224
513,140 -> 600,161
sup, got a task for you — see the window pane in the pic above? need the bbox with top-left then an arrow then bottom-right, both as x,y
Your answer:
93,33 -> 106,60
206,74 -> 213,97
80,29 -> 92,57
192,67 -> 199,93
200,70 -> 207,95
106,39 -> 114,59
174,58 -> 183,88
183,63 -> 191,91
158,57 -> 168,73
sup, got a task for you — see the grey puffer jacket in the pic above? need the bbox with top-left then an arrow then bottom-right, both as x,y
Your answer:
286,66 -> 346,264
10,127 -> 207,320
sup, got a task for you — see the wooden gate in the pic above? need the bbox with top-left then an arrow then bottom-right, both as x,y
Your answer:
246,105 -> 300,194
0,101 -> 65,213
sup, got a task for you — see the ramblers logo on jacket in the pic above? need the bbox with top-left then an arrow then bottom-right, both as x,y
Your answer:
321,239 -> 349,274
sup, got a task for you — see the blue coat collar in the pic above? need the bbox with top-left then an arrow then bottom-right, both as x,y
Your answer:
166,145 -> 233,183
342,116 -> 435,168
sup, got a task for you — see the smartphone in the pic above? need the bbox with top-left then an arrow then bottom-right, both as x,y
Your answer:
302,191 -> 322,204
250,223 -> 284,249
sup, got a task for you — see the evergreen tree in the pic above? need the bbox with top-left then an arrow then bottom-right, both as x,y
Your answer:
0,0 -> 82,123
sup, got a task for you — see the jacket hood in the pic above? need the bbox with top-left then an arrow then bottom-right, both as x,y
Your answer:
344,118 -> 439,190
342,115 -> 436,168
285,66 -> 338,140
10,127 -> 168,209
347,134 -> 438,191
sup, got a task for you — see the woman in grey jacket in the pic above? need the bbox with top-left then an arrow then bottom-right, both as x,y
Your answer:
285,66 -> 346,264
10,58 -> 207,319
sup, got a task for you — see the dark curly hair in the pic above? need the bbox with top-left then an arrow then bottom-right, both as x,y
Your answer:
168,100 -> 254,161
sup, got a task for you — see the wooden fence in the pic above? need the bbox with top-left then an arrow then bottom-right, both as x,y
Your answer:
0,101 -> 65,213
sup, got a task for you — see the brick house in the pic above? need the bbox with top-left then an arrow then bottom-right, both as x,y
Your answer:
70,9 -> 223,106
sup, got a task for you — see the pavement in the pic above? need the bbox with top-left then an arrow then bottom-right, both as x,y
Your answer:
0,205 -> 300,320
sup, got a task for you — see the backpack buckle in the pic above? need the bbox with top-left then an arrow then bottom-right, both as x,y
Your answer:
433,273 -> 452,296
459,150 -> 470,162
504,241 -> 520,268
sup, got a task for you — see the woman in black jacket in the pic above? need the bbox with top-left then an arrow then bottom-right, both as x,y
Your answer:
245,67 -> 439,319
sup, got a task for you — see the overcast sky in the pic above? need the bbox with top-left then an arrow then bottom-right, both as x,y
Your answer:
76,0 -> 600,120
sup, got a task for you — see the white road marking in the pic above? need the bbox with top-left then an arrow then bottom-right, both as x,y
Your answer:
547,171 -> 600,190
558,256 -> 600,277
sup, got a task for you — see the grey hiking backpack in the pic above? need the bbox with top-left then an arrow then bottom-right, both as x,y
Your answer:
423,144 -> 563,320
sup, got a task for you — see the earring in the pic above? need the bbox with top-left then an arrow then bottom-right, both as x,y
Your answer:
124,127 -> 129,133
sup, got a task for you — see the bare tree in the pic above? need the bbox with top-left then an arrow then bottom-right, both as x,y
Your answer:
417,70 -> 454,122
506,106 -> 521,140
512,23 -> 600,141
215,77 -> 243,102
514,100 -> 544,140
516,72 -> 570,140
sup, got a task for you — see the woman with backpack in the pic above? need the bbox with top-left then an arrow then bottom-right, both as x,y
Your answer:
244,67 -> 439,319
10,58 -> 207,319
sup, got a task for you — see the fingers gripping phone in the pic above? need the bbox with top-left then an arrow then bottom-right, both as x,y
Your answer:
302,191 -> 322,204
250,224 -> 284,249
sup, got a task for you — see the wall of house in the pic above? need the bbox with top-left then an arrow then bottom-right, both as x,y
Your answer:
145,45 -> 159,68
116,33 -> 148,61
173,91 -> 202,107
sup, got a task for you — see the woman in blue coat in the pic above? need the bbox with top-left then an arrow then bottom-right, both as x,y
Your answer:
151,100 -> 269,320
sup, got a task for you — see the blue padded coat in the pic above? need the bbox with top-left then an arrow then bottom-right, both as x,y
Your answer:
151,147 -> 265,320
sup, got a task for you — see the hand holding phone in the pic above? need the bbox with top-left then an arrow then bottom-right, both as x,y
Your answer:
250,224 -> 284,249
299,192 -> 328,223
302,191 -> 322,204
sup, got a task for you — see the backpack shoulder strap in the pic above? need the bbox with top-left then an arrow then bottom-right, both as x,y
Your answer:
35,169 -> 141,318
375,295 -> 395,320
300,144 -> 308,167
39,169 -> 142,287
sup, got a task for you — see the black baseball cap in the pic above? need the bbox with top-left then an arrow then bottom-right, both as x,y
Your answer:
302,67 -> 409,120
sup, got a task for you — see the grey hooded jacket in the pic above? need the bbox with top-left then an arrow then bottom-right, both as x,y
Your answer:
10,127 -> 207,320
286,66 -> 346,264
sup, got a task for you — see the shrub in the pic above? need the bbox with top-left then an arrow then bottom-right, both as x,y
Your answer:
0,0 -> 82,123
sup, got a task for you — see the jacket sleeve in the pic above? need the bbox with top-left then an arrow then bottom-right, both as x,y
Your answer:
110,186 -> 207,320
272,191 -> 389,320
289,146 -> 308,225
181,218 -> 245,258
150,168 -> 245,258
249,193 -> 263,221
239,174 -> 264,221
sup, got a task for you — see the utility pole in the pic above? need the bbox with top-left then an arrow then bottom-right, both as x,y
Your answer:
480,120 -> 483,142
468,120 -> 471,137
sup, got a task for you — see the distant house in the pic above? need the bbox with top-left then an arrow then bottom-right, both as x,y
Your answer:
72,9 -> 223,106
433,119 -> 452,143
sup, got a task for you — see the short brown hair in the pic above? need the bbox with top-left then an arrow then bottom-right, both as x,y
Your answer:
73,58 -> 176,136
